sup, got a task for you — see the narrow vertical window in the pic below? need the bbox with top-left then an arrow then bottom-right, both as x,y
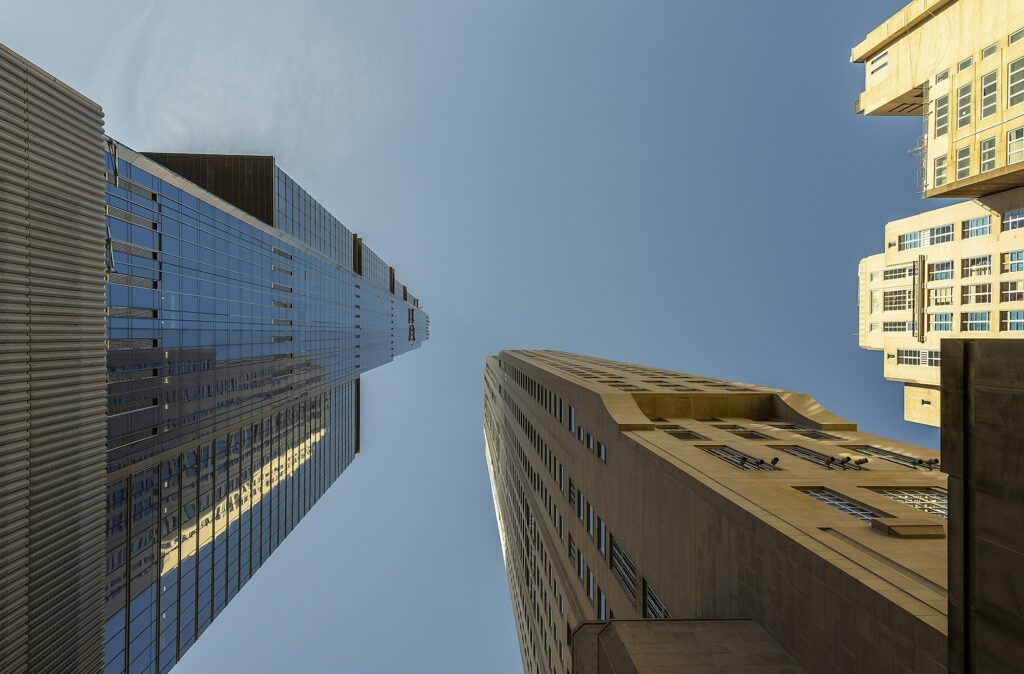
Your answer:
1009,128 -> 1024,165
956,146 -> 971,180
957,83 -> 972,128
981,71 -> 998,118
981,137 -> 997,172
1010,58 -> 1024,106
934,95 -> 949,136
934,156 -> 948,186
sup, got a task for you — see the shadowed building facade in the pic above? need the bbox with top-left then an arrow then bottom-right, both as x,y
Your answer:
941,339 -> 1024,673
485,351 -> 948,674
0,42 -> 428,674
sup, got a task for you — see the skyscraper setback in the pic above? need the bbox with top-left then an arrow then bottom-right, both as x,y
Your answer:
0,43 -> 427,674
485,350 -> 947,673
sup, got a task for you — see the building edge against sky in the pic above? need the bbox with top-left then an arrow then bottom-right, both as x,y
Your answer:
485,350 -> 947,674
852,1 -> 1024,427
858,188 -> 1024,426
0,41 -> 428,674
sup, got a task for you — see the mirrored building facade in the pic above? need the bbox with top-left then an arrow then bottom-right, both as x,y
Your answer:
101,145 -> 428,674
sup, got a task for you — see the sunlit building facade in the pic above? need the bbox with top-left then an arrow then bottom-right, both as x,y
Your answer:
101,147 -> 428,674
852,0 -> 1024,198
859,193 -> 1024,426
485,351 -> 947,674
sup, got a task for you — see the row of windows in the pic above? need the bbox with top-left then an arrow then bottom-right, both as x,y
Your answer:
933,27 -> 1024,85
802,487 -> 947,522
896,212 -> 1024,252
934,56 -> 1024,140
935,128 -> 1024,184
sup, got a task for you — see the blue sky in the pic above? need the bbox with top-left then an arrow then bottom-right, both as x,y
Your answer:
4,1 -> 944,672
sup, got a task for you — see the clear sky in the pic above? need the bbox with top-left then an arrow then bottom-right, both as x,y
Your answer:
4,1 -> 946,672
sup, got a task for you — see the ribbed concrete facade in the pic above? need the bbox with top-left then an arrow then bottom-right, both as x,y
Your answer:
0,44 -> 108,673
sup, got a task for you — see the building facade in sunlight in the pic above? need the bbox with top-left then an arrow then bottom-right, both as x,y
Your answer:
484,351 -> 946,674
0,42 -> 428,674
852,0 -> 1024,198
852,0 -> 1024,426
858,194 -> 1024,426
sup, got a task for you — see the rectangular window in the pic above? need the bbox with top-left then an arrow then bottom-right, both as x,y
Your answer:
598,589 -> 607,620
1001,281 -> 1024,302
962,255 -> 991,277
1009,128 -> 1024,164
898,231 -> 921,250
883,265 -> 916,280
1003,250 -> 1024,272
883,289 -> 914,311
983,43 -> 998,60
610,537 -> 637,605
934,156 -> 948,186
981,71 -> 998,118
598,519 -> 606,556
870,487 -> 948,519
981,137 -> 997,171
643,581 -> 672,620
928,261 -> 953,280
896,349 -> 942,367
962,283 -> 992,304
962,311 -> 990,331
930,224 -> 954,244
957,84 -> 972,128
928,287 -> 953,306
936,69 -> 949,84
883,321 -> 916,333
1002,310 -> 1024,331
962,216 -> 990,238
934,95 -> 949,137
1011,58 -> 1024,106
1005,209 -> 1024,231
1012,28 -> 1024,45
799,488 -> 883,522
928,313 -> 952,332
568,406 -> 575,433
696,445 -> 779,471
577,490 -> 584,521
597,442 -> 606,462
956,146 -> 971,179
958,56 -> 973,72
587,503 -> 594,536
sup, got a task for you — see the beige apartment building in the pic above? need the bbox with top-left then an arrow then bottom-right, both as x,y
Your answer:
485,351 -> 948,674
859,188 -> 1024,426
852,0 -> 1024,198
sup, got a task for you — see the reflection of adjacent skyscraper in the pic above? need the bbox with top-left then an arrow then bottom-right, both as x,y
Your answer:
0,42 -> 428,674
101,146 -> 428,674
485,350 -> 947,674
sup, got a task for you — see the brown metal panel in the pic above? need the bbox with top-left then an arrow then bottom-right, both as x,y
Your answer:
0,42 -> 107,674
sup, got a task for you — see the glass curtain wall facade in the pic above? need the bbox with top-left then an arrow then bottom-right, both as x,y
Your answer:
102,143 -> 427,674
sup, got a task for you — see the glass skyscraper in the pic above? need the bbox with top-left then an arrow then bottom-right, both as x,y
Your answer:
100,146 -> 428,674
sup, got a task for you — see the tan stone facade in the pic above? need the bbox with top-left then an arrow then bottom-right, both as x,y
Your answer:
858,189 -> 1024,426
484,351 -> 949,674
852,0 -> 1024,198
